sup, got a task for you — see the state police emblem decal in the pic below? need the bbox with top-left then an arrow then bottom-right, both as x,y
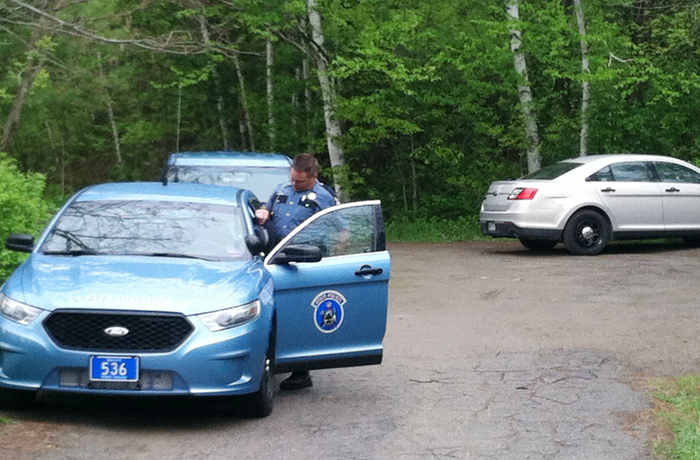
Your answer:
311,290 -> 346,333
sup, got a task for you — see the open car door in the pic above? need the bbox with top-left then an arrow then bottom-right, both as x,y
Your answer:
265,201 -> 390,373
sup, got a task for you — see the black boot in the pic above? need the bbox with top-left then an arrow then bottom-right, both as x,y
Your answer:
280,371 -> 312,390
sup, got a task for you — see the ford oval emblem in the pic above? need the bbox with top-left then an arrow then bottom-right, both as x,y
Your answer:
104,326 -> 129,337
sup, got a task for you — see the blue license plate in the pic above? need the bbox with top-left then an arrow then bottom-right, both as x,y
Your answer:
89,356 -> 139,382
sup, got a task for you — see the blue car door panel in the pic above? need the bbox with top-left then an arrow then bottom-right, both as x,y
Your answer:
266,201 -> 390,373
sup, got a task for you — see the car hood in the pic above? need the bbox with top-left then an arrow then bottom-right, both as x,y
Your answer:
5,254 -> 266,315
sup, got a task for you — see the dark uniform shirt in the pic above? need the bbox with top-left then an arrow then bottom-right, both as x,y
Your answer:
265,181 -> 336,241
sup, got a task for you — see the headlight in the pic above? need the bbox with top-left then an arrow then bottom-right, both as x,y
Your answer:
198,300 -> 261,332
0,293 -> 42,325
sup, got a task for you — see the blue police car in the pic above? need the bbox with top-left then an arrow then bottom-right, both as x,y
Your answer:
0,182 -> 390,417
160,151 -> 293,201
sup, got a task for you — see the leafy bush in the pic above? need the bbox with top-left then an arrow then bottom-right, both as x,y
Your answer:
0,153 -> 51,281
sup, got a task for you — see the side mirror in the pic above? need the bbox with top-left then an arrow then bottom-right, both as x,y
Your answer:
245,226 -> 270,255
6,234 -> 35,253
270,244 -> 322,265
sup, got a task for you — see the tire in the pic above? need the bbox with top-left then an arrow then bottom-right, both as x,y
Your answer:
242,325 -> 276,418
562,210 -> 610,256
0,387 -> 36,410
683,236 -> 700,247
242,354 -> 274,418
519,238 -> 558,252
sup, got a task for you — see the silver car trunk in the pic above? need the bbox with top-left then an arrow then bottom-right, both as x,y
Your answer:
482,181 -> 518,212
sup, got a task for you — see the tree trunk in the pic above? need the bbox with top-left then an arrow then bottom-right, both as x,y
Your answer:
410,134 -> 418,214
1,0 -> 59,153
506,0 -> 541,174
233,53 -> 255,151
45,121 -> 65,192
176,82 -> 182,153
238,104 -> 248,151
97,51 -> 122,164
307,0 -> 347,200
303,58 -> 314,151
267,40 -> 276,150
574,0 -> 591,157
198,14 -> 229,150
1,61 -> 43,152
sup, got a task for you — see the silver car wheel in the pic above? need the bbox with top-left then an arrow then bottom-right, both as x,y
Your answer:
563,210 -> 610,256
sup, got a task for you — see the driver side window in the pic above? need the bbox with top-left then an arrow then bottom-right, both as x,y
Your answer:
286,204 -> 383,257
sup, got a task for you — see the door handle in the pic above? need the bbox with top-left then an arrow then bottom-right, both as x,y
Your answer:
355,266 -> 383,276
600,187 -> 616,192
665,187 -> 680,193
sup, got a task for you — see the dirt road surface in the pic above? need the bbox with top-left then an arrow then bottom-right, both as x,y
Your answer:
2,240 -> 699,460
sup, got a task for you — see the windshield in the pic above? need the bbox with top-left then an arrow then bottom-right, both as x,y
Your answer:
522,161 -> 583,180
41,200 -> 251,262
166,166 -> 289,200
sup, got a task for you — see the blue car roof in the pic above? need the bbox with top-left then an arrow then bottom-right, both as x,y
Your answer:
167,151 -> 293,168
75,182 -> 245,206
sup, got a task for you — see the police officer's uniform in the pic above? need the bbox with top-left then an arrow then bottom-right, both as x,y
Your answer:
265,181 -> 336,242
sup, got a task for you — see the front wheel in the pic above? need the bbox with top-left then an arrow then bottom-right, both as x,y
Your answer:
562,210 -> 610,256
242,355 -> 274,418
241,324 -> 276,418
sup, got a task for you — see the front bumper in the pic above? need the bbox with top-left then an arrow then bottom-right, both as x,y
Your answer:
480,221 -> 562,240
0,312 -> 268,397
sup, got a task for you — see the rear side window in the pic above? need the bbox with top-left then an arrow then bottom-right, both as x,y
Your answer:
522,162 -> 583,180
653,162 -> 700,184
588,162 -> 653,182
522,161 -> 582,180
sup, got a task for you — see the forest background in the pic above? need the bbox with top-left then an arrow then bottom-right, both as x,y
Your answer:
2,0 -> 700,272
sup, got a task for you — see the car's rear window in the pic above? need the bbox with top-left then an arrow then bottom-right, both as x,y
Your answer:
165,166 -> 289,200
522,161 -> 583,180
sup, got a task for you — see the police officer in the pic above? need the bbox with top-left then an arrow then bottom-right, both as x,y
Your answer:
255,153 -> 336,390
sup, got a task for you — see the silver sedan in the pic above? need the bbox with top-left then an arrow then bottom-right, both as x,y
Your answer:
480,154 -> 700,255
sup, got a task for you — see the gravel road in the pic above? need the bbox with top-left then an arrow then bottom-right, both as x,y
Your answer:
2,240 -> 699,460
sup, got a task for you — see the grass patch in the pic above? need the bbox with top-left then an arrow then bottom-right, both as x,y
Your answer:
651,376 -> 700,460
386,215 -> 490,242
0,417 -> 14,425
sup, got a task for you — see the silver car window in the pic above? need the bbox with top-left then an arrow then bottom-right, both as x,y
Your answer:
653,162 -> 700,184
607,162 -> 653,182
587,165 -> 615,182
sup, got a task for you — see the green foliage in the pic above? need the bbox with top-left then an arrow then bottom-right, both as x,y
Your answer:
3,0 -> 700,226
652,376 -> 700,460
0,153 -> 51,281
386,215 -> 486,243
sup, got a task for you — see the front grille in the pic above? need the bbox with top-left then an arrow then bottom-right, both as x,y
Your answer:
44,310 -> 194,352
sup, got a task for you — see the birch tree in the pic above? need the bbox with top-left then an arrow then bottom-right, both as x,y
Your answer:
233,53 -> 256,152
506,0 -> 541,173
574,0 -> 591,157
266,40 -> 276,150
307,0 -> 347,200
97,51 -> 122,164
197,13 -> 230,151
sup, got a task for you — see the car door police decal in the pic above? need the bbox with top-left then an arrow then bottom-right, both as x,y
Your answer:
311,290 -> 346,333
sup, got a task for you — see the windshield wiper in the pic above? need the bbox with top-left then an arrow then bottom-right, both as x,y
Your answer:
147,252 -> 216,261
43,249 -> 99,256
